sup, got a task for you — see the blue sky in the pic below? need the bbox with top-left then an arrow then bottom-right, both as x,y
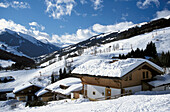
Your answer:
0,0 -> 170,46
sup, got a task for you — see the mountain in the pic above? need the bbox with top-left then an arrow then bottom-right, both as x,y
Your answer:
60,18 -> 170,56
38,17 -> 170,64
0,29 -> 60,57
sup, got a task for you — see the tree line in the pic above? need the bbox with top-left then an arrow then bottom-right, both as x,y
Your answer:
118,41 -> 170,67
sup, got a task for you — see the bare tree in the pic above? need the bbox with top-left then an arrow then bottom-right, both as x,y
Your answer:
116,43 -> 119,50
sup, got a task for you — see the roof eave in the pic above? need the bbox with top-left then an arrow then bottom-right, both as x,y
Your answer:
72,73 -> 121,80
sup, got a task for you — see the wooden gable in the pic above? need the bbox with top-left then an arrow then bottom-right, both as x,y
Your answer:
121,62 -> 163,88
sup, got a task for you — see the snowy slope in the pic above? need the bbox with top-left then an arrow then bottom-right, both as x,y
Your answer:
0,42 -> 28,57
45,26 -> 170,66
0,54 -> 107,90
83,27 -> 170,56
0,91 -> 170,112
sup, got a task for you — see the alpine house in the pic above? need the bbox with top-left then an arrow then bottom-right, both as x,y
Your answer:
72,58 -> 163,101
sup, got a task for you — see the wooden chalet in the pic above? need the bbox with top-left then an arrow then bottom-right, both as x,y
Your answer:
13,83 -> 43,102
72,58 -> 163,101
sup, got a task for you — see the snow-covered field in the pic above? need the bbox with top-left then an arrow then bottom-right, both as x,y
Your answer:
0,91 -> 170,112
83,27 -> 170,56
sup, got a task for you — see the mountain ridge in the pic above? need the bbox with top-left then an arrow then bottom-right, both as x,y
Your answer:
0,29 -> 60,57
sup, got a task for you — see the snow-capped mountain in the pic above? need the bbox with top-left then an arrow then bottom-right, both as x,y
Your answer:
39,17 -> 170,63
61,18 -> 170,55
0,29 -> 60,57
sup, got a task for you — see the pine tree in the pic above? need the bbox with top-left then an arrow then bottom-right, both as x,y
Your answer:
51,73 -> 55,84
59,68 -> 63,80
63,67 -> 67,78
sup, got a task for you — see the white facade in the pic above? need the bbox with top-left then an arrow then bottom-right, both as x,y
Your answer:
124,85 -> 142,94
86,84 -> 121,99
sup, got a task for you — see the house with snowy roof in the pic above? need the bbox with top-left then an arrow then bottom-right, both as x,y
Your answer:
13,83 -> 43,102
35,77 -> 83,102
0,88 -> 14,100
142,73 -> 170,91
0,76 -> 15,83
72,58 -> 163,101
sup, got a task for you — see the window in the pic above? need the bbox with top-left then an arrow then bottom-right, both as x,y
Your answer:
129,90 -> 132,93
146,71 -> 149,78
102,92 -> 104,96
129,74 -> 132,80
125,76 -> 128,81
143,72 -> 145,79
143,71 -> 149,79
124,74 -> 132,81
93,91 -> 95,95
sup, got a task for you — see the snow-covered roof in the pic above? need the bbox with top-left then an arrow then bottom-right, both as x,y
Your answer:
148,74 -> 170,87
72,58 -> 163,78
46,77 -> 82,95
35,88 -> 49,97
6,93 -> 15,98
53,83 -> 82,95
0,76 -> 14,81
13,82 -> 43,93
0,88 -> 14,92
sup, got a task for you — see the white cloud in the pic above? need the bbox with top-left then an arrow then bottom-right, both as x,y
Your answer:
0,1 -> 30,9
29,22 -> 45,31
50,21 -> 134,46
0,18 -> 135,47
91,0 -> 103,10
80,0 -> 87,4
0,19 -> 50,44
137,0 -> 160,9
92,14 -> 98,16
0,19 -> 28,33
73,10 -> 87,17
45,0 -> 76,19
0,2 -> 9,8
153,9 -> 170,20
50,28 -> 97,45
167,1 -> 170,4
121,13 -> 128,21
92,22 -> 134,33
